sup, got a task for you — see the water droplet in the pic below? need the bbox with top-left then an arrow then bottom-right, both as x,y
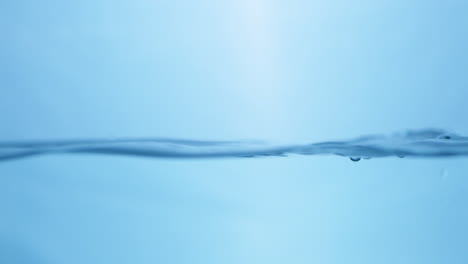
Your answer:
440,168 -> 449,180
350,157 -> 361,162
397,154 -> 405,158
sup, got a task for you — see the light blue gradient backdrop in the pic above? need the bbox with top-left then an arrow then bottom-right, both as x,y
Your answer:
1,0 -> 468,263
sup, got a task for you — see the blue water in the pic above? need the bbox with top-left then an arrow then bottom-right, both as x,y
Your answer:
2,129 -> 468,161
2,0 -> 468,263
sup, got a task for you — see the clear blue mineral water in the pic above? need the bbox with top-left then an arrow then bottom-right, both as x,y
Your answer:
1,0 -> 468,263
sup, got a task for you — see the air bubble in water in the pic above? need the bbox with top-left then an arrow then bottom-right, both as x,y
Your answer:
350,157 -> 361,162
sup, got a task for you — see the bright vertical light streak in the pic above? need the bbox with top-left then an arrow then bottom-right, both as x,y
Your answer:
227,0 -> 288,138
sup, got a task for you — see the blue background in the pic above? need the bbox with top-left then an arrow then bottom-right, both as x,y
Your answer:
1,0 -> 468,263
